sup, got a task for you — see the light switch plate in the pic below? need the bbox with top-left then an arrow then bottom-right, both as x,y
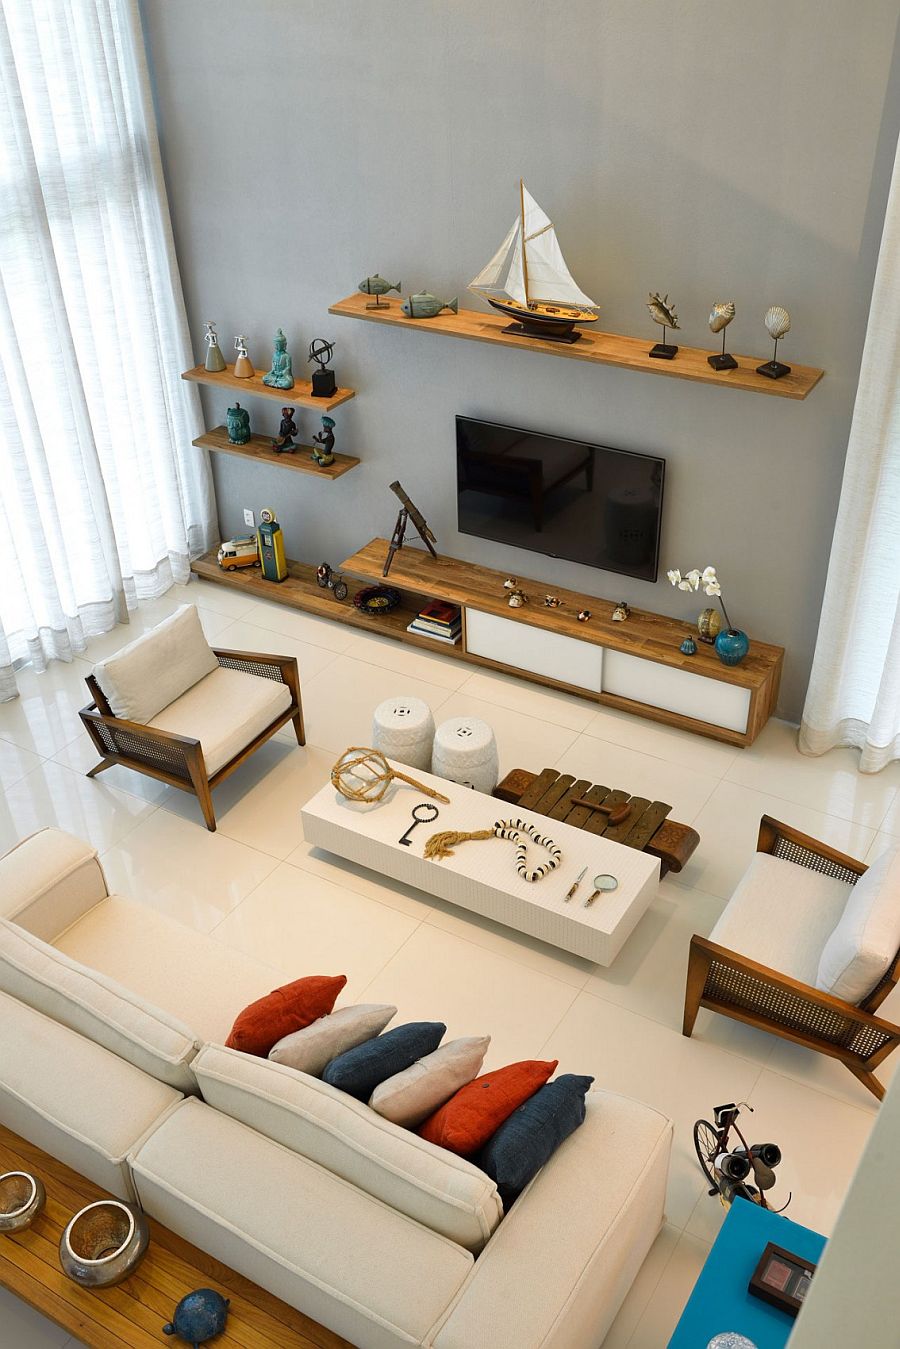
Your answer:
243,508 -> 255,528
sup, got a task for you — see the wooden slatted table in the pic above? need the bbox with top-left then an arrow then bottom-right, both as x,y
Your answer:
495,768 -> 700,877
0,1125 -> 349,1349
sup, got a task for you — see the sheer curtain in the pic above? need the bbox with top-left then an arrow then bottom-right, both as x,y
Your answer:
0,0 -> 216,701
799,134 -> 900,773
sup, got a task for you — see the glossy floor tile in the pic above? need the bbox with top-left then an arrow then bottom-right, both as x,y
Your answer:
0,590 -> 895,1347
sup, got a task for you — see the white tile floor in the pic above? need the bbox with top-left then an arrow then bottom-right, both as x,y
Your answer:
2,575 -> 899,1348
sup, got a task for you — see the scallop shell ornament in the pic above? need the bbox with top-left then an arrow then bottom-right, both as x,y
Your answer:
764,306 -> 791,340
709,301 -> 735,335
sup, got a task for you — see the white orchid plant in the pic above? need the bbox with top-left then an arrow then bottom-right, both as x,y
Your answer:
667,564 -> 736,634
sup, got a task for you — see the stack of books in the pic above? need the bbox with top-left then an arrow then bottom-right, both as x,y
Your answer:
406,599 -> 462,646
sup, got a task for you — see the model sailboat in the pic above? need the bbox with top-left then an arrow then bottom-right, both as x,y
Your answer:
469,181 -> 598,344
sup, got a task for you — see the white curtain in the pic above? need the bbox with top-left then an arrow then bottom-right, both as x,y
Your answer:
799,135 -> 900,773
0,0 -> 216,702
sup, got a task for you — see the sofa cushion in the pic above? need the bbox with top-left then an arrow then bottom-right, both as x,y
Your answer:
0,990 -> 181,1202
322,1021 -> 446,1100
269,1003 -> 397,1076
191,1044 -> 502,1252
0,828 -> 108,941
477,1074 -> 594,1206
817,847 -> 900,1003
0,917 -> 200,1093
130,1099 -> 473,1349
709,851 -> 852,986
419,1059 -> 558,1155
93,604 -> 218,723
225,974 -> 347,1057
370,1036 -> 490,1128
149,665 -> 292,775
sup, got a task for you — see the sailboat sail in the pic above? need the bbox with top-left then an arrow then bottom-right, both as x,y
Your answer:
469,183 -> 596,311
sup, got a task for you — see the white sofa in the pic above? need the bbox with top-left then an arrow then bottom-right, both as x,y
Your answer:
0,828 -> 673,1349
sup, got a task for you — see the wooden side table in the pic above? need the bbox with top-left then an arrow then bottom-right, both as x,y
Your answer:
668,1200 -> 826,1348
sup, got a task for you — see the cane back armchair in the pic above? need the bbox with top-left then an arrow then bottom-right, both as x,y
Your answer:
683,816 -> 900,1100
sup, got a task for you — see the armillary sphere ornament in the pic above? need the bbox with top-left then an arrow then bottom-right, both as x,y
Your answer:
308,337 -> 335,370
308,337 -> 337,397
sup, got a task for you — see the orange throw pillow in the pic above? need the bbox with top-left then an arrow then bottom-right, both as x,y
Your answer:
225,975 -> 347,1057
418,1059 -> 558,1155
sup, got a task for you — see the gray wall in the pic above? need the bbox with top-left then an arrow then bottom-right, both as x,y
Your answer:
141,0 -> 900,720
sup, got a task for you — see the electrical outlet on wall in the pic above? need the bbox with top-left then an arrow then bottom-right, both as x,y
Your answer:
243,508 -> 255,528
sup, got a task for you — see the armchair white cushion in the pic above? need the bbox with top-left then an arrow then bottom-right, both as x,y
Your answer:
92,604 -> 218,723
708,852 -> 852,986
148,666 -> 292,776
817,847 -> 900,1002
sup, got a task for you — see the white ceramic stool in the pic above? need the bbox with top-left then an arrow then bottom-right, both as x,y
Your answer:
431,716 -> 499,793
372,695 -> 435,772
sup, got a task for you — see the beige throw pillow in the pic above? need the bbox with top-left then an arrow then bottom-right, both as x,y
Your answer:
268,1003 -> 397,1076
92,604 -> 218,723
369,1036 -> 490,1128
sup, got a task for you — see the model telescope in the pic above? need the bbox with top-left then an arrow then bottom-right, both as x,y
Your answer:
383,481 -> 437,577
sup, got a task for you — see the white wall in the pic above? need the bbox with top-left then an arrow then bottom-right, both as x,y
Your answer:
140,0 -> 900,719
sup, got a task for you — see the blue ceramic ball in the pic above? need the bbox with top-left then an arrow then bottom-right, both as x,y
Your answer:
162,1288 -> 230,1346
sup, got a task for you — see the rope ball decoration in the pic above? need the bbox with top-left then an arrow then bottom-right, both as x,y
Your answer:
331,747 -> 450,804
424,817 -> 562,883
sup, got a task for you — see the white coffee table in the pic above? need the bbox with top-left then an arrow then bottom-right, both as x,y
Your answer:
301,764 -> 659,965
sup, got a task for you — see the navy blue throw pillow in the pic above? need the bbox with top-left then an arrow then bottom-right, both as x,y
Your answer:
476,1073 -> 594,1205
322,1021 -> 446,1100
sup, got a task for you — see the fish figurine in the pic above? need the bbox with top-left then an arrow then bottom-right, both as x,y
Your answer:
647,292 -> 680,331
359,274 -> 401,297
402,292 -> 459,319
708,301 -> 735,334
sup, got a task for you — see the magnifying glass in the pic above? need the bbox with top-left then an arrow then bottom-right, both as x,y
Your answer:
584,874 -> 618,907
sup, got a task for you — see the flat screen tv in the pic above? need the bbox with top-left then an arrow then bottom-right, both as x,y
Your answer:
456,416 -> 665,583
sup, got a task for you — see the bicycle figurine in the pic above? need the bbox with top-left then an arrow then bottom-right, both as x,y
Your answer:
316,562 -> 348,602
693,1101 -> 791,1212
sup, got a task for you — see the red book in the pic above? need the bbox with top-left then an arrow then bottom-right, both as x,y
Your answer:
419,599 -> 460,626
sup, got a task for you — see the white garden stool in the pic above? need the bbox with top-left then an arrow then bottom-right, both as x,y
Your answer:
431,716 -> 499,793
372,695 -> 435,772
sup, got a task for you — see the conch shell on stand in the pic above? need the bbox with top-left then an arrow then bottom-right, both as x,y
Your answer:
708,301 -> 735,334
647,293 -> 680,330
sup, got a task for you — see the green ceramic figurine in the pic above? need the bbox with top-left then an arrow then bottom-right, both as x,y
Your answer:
311,416 -> 335,466
225,402 -> 251,445
262,328 -> 294,389
203,321 -> 226,372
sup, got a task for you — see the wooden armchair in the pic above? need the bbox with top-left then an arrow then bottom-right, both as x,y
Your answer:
683,816 -> 900,1100
79,648 -> 304,832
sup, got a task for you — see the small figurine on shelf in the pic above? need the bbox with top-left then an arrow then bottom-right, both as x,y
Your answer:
233,335 -> 254,378
611,601 -> 631,622
647,293 -> 680,360
359,274 -> 402,310
311,416 -> 336,466
707,301 -> 737,371
577,609 -> 592,623
271,407 -> 297,454
317,562 -> 349,601
262,328 -> 294,389
225,401 -> 251,445
543,594 -> 562,609
401,293 -> 459,319
756,306 -> 792,380
308,338 -> 337,398
503,579 -> 528,608
203,321 -> 226,372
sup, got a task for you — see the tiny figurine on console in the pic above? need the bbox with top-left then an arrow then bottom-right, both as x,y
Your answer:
311,416 -> 336,466
203,321 -> 226,372
402,292 -> 459,320
308,338 -> 337,398
271,407 -> 297,454
225,401 -> 251,445
611,601 -> 631,622
504,579 -> 528,608
257,508 -> 288,583
262,328 -> 294,389
233,335 -> 254,378
316,562 -> 349,601
577,609 -> 592,623
707,301 -> 737,371
543,594 -> 562,609
680,635 -> 698,656
757,306 -> 792,380
360,274 -> 401,310
647,293 -> 680,360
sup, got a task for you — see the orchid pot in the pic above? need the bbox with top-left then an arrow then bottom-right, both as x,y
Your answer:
667,565 -> 750,667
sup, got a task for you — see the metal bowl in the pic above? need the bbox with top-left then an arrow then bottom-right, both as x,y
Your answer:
0,1171 -> 46,1234
59,1199 -> 149,1288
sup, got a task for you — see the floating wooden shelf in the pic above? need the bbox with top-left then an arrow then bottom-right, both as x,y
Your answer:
329,292 -> 823,400
194,426 -> 360,480
182,363 -> 356,412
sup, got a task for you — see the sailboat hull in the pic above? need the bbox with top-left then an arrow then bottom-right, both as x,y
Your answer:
484,295 -> 598,344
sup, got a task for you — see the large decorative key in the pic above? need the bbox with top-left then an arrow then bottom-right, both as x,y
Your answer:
398,803 -> 440,847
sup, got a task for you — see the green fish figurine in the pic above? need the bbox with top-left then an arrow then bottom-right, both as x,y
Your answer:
402,293 -> 459,319
359,274 -> 401,296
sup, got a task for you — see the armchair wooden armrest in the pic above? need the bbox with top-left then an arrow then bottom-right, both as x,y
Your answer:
756,815 -> 867,882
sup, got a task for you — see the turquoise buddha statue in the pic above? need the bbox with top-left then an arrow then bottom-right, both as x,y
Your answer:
262,328 -> 294,389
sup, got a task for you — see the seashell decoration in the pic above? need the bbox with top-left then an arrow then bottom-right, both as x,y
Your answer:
708,301 -> 735,335
764,305 -> 791,340
647,292 -> 680,330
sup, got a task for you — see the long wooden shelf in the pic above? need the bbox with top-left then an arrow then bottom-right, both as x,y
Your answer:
182,364 -> 356,412
329,291 -> 823,400
194,426 -> 360,480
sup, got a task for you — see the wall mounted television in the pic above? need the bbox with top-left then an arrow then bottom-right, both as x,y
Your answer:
455,416 -> 665,583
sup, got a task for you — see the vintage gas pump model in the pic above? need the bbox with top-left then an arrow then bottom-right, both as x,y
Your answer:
257,507 -> 288,582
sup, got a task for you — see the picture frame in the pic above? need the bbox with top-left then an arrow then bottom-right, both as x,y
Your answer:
748,1241 -> 817,1318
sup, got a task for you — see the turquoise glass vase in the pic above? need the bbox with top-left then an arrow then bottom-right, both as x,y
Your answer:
715,629 -> 750,666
